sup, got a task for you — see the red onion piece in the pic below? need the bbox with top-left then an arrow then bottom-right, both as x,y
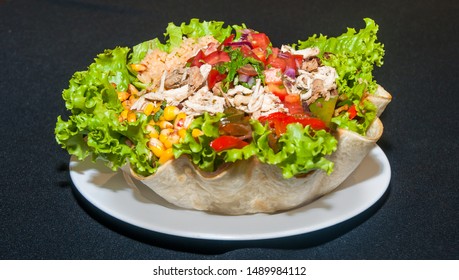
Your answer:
238,74 -> 250,83
228,41 -> 253,49
284,67 -> 296,79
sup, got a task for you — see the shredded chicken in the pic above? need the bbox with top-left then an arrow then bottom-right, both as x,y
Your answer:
286,66 -> 338,104
181,86 -> 226,116
222,79 -> 286,119
281,45 -> 320,59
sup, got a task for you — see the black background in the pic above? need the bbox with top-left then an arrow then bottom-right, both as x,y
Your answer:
1,0 -> 458,259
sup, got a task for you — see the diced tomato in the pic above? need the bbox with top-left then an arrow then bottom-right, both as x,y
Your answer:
264,68 -> 283,84
203,50 -> 231,65
210,135 -> 249,152
220,34 -> 235,48
239,44 -> 262,61
293,54 -> 304,69
348,104 -> 358,119
284,54 -> 298,73
267,56 -> 287,72
248,33 -> 271,49
188,50 -> 205,67
258,112 -> 327,137
284,94 -> 304,115
252,47 -> 268,64
207,69 -> 227,89
266,49 -> 302,74
267,82 -> 288,101
237,64 -> 258,76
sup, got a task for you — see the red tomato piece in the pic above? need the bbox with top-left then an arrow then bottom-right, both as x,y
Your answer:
252,47 -> 268,64
188,50 -> 205,67
207,69 -> 227,89
284,94 -> 304,115
220,34 -> 235,48
258,112 -> 327,137
267,56 -> 287,72
239,44 -> 262,61
248,33 -> 271,49
210,135 -> 249,152
203,51 -> 231,65
348,104 -> 358,119
267,82 -> 288,101
293,54 -> 304,69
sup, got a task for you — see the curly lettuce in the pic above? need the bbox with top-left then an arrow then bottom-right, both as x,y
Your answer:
295,18 -> 384,134
129,18 -> 233,64
174,115 -> 337,178
55,47 -> 155,176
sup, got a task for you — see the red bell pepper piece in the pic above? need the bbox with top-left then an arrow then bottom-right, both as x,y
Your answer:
348,104 -> 358,120
210,135 -> 249,152
258,112 -> 327,136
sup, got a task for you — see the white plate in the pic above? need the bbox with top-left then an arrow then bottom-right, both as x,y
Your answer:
70,145 -> 390,241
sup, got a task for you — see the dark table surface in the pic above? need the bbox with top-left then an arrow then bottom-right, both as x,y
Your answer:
1,0 -> 458,259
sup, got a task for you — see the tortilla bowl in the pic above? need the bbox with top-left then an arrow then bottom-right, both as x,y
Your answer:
126,86 -> 391,215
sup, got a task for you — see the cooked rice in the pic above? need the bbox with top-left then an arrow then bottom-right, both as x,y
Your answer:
138,35 -> 218,90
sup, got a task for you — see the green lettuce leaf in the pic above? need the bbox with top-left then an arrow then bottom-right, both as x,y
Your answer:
254,122 -> 338,179
55,47 -> 156,176
129,18 -> 233,64
173,113 -> 223,172
295,18 -> 384,134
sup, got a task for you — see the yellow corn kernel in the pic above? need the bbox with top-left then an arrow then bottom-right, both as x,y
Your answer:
192,128 -> 204,138
122,100 -> 131,110
127,111 -> 137,122
152,103 -> 162,114
128,84 -> 139,96
178,128 -> 187,139
117,91 -> 130,102
158,120 -> 173,129
159,148 -> 174,164
159,128 -> 173,148
169,133 -> 180,146
130,63 -> 147,72
148,138 -> 165,158
120,109 -> 129,121
163,106 -> 179,121
146,125 -> 159,139
143,103 -> 155,116
174,112 -> 187,129
159,129 -> 180,149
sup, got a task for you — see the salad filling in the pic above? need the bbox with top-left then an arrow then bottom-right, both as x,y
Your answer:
55,18 -> 384,179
